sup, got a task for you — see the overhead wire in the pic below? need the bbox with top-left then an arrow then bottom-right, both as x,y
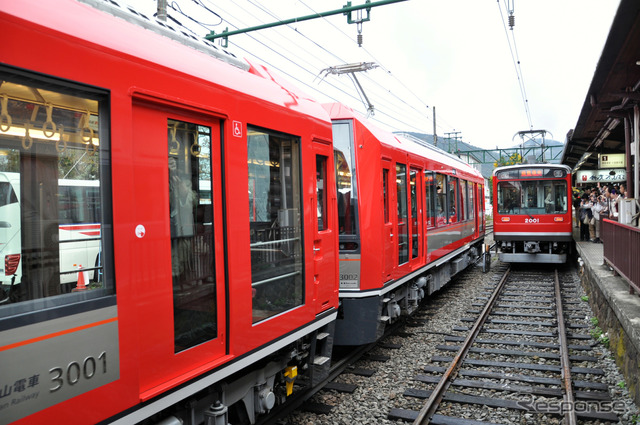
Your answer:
203,0 -> 360,99
497,0 -> 534,131
206,0 -> 430,131
294,0 -> 460,136
167,0 -> 450,136
295,0 -> 451,131
167,1 -> 222,29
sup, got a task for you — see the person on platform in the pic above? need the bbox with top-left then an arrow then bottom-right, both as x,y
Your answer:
579,193 -> 591,241
572,193 -> 581,228
591,194 -> 604,243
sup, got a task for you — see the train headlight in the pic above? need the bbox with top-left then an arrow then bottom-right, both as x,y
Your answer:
501,217 -> 511,222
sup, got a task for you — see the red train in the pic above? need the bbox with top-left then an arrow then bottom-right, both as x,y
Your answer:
0,1 -> 338,424
492,164 -> 573,263
0,1 -> 484,424
325,103 -> 486,345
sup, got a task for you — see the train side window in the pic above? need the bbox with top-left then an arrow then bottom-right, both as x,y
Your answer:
409,168 -> 420,259
382,168 -> 389,223
316,155 -> 327,231
478,184 -> 484,231
248,127 -> 303,323
425,171 -> 436,228
468,182 -> 475,221
460,180 -> 468,221
447,176 -> 458,223
168,119 -> 217,352
396,163 -> 409,265
0,68 -> 112,318
435,173 -> 447,225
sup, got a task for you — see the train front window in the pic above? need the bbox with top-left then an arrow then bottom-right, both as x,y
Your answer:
168,119 -> 216,352
0,69 -> 112,317
497,180 -> 568,215
248,127 -> 303,323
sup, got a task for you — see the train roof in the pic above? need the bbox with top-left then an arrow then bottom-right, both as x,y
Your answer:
492,163 -> 572,177
0,0 -> 329,124
323,102 -> 483,181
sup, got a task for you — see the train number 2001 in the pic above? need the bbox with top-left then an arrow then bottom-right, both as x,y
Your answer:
525,218 -> 540,223
49,352 -> 107,392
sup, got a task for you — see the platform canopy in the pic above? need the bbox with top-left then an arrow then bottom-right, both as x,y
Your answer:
562,0 -> 640,176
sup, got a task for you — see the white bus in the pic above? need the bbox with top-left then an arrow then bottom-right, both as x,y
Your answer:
0,172 -> 102,289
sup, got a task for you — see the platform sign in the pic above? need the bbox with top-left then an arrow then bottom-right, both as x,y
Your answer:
598,154 -> 625,168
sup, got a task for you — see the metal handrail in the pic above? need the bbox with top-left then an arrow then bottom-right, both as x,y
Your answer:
602,219 -> 640,294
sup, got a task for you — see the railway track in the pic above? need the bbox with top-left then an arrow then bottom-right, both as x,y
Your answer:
389,265 -> 620,425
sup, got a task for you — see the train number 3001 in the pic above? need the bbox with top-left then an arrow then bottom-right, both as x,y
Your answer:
49,352 -> 107,392
525,218 -> 540,223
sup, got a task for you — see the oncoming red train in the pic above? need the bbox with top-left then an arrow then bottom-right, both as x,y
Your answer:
0,1 -> 484,424
492,163 -> 573,263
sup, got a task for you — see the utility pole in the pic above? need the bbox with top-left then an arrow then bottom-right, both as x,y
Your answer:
157,0 -> 167,22
444,131 -> 461,154
432,107 -> 437,148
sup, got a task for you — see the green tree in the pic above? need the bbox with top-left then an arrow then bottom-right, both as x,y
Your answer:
493,152 -> 522,168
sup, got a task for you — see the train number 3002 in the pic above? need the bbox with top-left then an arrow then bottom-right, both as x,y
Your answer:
525,218 -> 540,223
49,352 -> 107,392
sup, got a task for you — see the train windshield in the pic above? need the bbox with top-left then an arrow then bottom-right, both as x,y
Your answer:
497,180 -> 568,215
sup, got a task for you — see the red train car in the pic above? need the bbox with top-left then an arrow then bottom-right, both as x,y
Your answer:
325,103 -> 486,345
0,1 -> 338,424
493,163 -> 573,263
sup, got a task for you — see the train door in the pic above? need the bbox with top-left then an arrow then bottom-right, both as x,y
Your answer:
312,141 -> 337,312
478,184 -> 485,232
381,160 -> 393,281
409,167 -> 423,264
395,162 -> 410,276
132,101 -> 226,398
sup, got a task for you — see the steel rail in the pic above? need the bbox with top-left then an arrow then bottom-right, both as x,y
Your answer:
412,266 -> 511,425
553,269 -> 578,425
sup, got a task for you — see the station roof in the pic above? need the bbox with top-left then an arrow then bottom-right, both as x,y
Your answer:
562,0 -> 640,171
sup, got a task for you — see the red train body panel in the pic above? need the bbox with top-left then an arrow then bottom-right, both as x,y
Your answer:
325,103 -> 485,345
0,1 -> 337,423
492,164 -> 573,263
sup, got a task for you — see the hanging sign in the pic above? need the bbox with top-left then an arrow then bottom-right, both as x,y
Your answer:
598,153 -> 625,168
575,168 -> 626,183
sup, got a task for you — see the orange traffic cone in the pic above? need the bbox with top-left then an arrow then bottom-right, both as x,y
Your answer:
72,264 -> 87,292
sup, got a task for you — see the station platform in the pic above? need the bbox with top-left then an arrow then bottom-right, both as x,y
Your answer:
572,224 -> 640,405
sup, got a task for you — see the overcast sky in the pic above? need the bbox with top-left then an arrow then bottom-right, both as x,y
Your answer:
127,0 -> 620,150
